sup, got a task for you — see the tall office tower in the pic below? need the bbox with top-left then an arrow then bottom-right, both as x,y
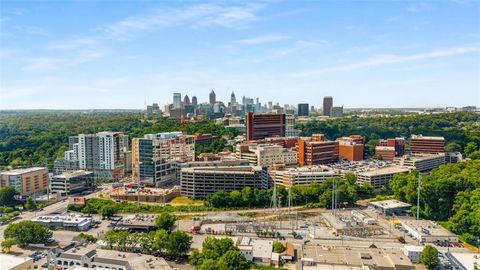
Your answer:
297,135 -> 339,165
209,90 -> 216,105
298,103 -> 309,116
310,105 -> 316,113
337,135 -> 365,161
62,132 -> 129,179
410,135 -> 445,154
246,112 -> 286,141
191,96 -> 198,106
323,96 -> 333,117
173,93 -> 182,109
231,91 -> 236,104
132,132 -> 195,187
184,95 -> 190,105
268,101 -> 273,110
285,115 -> 297,137
256,97 -> 259,105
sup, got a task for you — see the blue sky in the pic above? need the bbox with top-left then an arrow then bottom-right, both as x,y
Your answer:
0,0 -> 479,109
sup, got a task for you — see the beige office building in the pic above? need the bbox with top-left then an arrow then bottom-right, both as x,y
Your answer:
0,167 -> 48,196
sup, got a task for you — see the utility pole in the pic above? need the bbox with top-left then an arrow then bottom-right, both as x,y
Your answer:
417,173 -> 421,220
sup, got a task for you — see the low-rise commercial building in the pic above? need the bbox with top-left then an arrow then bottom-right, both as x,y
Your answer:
48,244 -> 172,270
0,253 -> 34,270
180,166 -> 267,199
236,144 -> 297,167
269,166 -> 339,188
446,252 -> 480,270
356,166 -> 410,189
0,167 -> 48,196
399,218 -> 458,243
403,245 -> 424,263
301,246 -> 414,270
368,199 -> 412,216
50,170 -> 94,196
32,214 -> 92,231
394,153 -> 445,172
378,137 -> 405,157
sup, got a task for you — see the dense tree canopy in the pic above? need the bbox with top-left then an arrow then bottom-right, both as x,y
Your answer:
0,187 -> 18,206
389,160 -> 480,244
297,112 -> 480,156
4,220 -> 52,246
190,237 -> 250,270
0,111 -> 238,168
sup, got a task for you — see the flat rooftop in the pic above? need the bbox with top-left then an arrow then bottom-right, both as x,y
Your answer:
449,252 -> 480,270
358,166 -> 410,177
0,167 -> 45,176
32,214 -> 91,224
54,170 -> 92,178
399,218 -> 457,237
96,249 -> 172,270
411,135 -> 445,140
0,253 -> 32,269
369,199 -> 412,210
375,146 -> 395,151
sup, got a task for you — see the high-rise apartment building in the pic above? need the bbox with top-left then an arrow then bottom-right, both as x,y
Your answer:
410,135 -> 445,154
0,167 -> 48,196
132,132 -> 195,187
337,135 -> 365,161
62,132 -> 128,179
246,112 -> 286,141
298,103 -> 309,116
323,96 -> 333,117
297,134 -> 339,165
209,90 -> 216,105
173,93 -> 182,109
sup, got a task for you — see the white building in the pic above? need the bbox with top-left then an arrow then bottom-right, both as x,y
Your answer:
356,166 -> 410,189
403,245 -> 424,263
32,214 -> 92,231
0,253 -> 34,270
446,252 -> 480,270
236,144 -> 297,167
394,153 -> 445,172
399,218 -> 458,244
269,166 -> 339,188
285,115 -> 298,137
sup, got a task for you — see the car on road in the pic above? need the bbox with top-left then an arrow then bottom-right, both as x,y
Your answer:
295,234 -> 303,240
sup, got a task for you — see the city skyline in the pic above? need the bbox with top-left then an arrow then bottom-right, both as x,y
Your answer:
1,1 -> 479,109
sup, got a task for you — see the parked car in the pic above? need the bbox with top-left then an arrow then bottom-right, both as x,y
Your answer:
295,234 -> 303,240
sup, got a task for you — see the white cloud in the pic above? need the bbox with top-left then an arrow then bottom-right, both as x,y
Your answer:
407,2 -> 432,13
237,34 -> 289,45
293,47 -> 479,77
102,3 -> 265,39
23,50 -> 107,71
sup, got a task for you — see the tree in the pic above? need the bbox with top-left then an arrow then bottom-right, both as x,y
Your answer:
464,142 -> 478,157
0,187 -> 18,206
445,142 -> 462,152
100,205 -> 117,219
153,229 -> 169,251
190,237 -> 243,269
165,231 -> 192,257
3,221 -> 52,246
155,213 -> 177,231
273,242 -> 286,253
25,197 -> 37,210
198,259 -> 219,270
1,238 -> 17,253
78,233 -> 97,243
216,250 -> 250,270
420,245 -> 440,270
